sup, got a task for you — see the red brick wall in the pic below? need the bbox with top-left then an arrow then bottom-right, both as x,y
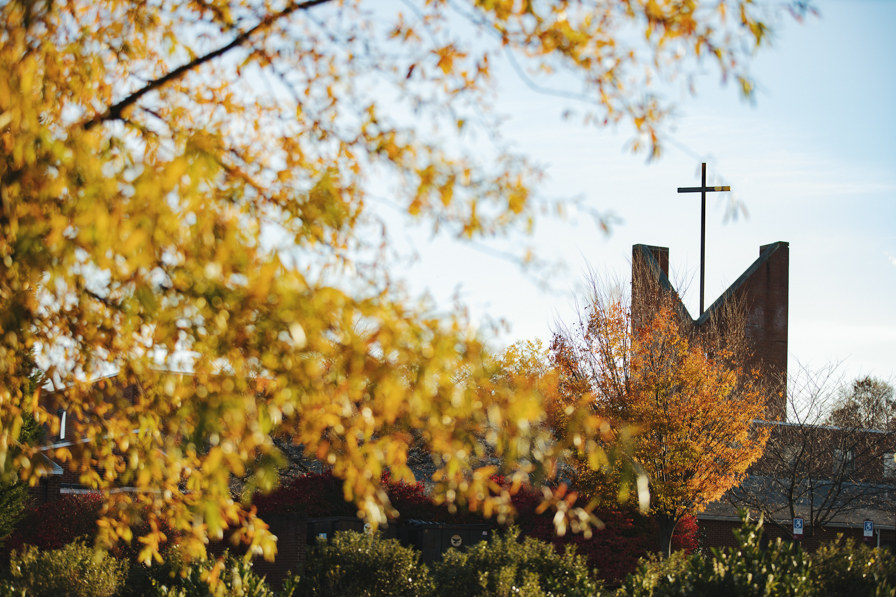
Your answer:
736,243 -> 789,420
27,476 -> 61,504
208,512 -> 306,590
251,512 -> 305,589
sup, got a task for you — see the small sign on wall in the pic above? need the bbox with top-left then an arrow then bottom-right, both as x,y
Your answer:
864,519 -> 874,542
792,517 -> 804,540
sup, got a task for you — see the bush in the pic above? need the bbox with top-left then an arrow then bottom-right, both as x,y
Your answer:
254,471 -> 472,523
433,527 -> 600,597
615,550 -> 691,596
4,494 -> 178,567
0,485 -> 30,552
296,530 -> 434,597
618,513 -> 815,597
115,544 -> 188,597
145,548 -> 282,597
2,541 -> 127,597
253,472 -> 356,518
812,537 -> 896,597
4,494 -> 104,555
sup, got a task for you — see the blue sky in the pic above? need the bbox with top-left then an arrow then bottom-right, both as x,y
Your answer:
391,0 -> 896,384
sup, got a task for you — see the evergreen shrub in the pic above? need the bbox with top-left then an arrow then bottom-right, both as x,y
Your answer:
296,530 -> 434,597
811,537 -> 896,597
1,541 -> 127,597
146,549 -> 282,597
0,413 -> 43,549
432,527 -> 600,597
618,513 -> 815,597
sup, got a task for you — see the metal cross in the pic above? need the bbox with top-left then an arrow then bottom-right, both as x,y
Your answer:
677,163 -> 731,315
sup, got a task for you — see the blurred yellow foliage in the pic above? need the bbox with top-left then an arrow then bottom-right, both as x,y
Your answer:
0,0 -> 790,565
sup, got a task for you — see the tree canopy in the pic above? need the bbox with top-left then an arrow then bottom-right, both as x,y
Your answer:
551,274 -> 769,556
0,0 -> 801,563
828,376 -> 896,432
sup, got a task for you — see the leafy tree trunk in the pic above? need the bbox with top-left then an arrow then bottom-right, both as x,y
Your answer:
657,513 -> 679,558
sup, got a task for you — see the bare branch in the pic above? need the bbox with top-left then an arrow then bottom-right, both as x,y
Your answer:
82,0 -> 335,131
730,363 -> 896,536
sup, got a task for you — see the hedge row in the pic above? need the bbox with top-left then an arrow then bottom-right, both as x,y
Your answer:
2,517 -> 896,597
0,528 -> 594,597
255,471 -> 698,582
0,542 -> 293,597
618,514 -> 896,597
298,521 -> 896,597
215,527 -> 597,597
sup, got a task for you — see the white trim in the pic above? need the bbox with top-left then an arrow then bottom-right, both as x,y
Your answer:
60,485 -> 160,495
41,428 -> 144,450
34,453 -> 64,476
60,487 -> 100,495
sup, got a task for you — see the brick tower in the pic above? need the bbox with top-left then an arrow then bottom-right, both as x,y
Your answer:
632,242 -> 790,420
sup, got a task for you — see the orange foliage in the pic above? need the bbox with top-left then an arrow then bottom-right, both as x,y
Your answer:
551,280 -> 769,554
627,303 -> 768,520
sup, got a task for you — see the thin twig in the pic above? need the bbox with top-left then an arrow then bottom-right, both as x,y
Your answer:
82,0 -> 335,130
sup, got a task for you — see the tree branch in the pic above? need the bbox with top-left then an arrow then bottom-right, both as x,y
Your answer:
83,0 -> 335,131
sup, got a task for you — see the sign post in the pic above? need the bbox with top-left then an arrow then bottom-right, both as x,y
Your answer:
864,519 -> 874,543
792,517 -> 804,541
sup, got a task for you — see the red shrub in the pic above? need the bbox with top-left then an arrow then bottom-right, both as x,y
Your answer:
671,514 -> 699,553
504,483 -> 699,583
5,494 -> 103,554
254,471 -> 474,522
253,471 -> 356,517
383,472 -> 481,523
4,494 -> 178,562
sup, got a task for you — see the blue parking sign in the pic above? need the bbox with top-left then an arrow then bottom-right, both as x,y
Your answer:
792,517 -> 804,539
864,520 -> 874,538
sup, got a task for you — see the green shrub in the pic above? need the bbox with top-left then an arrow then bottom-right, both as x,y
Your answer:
812,537 -> 896,597
3,541 -> 127,597
0,581 -> 26,597
618,513 -> 815,597
114,543 -> 188,597
296,530 -> 434,597
145,549 -> 281,597
432,527 -> 600,597
614,550 -> 691,596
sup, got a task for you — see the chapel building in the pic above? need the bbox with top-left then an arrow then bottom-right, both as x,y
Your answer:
632,241 -> 896,550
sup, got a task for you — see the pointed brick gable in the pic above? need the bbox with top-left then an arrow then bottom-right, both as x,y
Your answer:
632,242 -> 790,420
